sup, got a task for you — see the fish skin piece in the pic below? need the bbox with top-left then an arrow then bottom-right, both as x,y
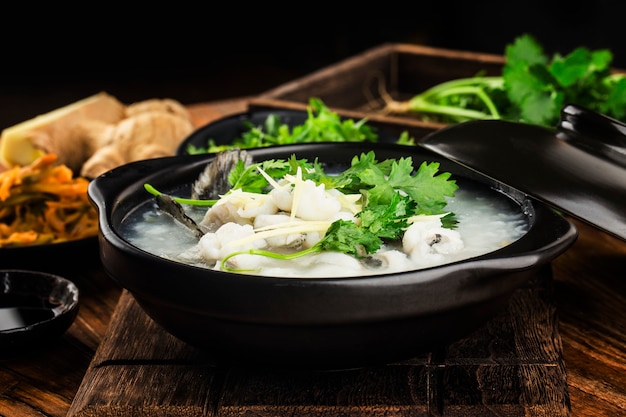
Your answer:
192,149 -> 253,200
156,194 -> 205,238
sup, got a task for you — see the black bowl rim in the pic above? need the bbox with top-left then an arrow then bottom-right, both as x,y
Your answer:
177,108 -> 313,155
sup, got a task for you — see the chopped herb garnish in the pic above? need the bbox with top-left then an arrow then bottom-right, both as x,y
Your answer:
145,151 -> 459,273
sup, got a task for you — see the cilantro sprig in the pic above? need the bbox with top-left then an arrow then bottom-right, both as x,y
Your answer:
381,33 -> 626,128
336,152 -> 457,215
145,151 -> 458,273
220,219 -> 383,273
186,98 -> 381,154
503,34 -> 626,126
157,151 -> 459,272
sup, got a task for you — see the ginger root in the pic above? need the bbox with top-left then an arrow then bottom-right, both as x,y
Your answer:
80,108 -> 195,178
0,93 -> 196,178
125,97 -> 191,119
0,92 -> 126,172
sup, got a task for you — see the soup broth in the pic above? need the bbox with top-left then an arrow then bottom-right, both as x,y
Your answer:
120,180 -> 529,278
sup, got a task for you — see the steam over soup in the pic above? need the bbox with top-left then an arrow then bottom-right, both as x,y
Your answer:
119,151 -> 529,278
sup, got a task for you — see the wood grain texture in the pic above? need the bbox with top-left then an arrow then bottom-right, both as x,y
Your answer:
66,265 -> 570,417
1,100 -> 625,417
0,267 -> 122,417
551,218 -> 626,417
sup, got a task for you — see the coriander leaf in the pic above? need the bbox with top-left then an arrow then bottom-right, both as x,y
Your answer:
396,131 -> 415,145
603,77 -> 626,119
440,212 -> 459,229
228,159 -> 290,192
332,151 -> 381,193
504,36 -> 564,126
401,161 -> 458,214
358,156 -> 414,204
316,219 -> 382,257
519,91 -> 563,127
550,47 -> 611,87
191,98 -> 383,154
358,157 -> 457,215
505,33 -> 548,67
381,33 -> 626,128
357,192 -> 415,239
291,98 -> 379,143
220,218 -> 383,272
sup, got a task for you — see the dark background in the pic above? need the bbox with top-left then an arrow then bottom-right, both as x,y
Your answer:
1,4 -> 624,129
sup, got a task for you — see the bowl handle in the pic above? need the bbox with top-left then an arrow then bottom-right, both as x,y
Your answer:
557,104 -> 626,167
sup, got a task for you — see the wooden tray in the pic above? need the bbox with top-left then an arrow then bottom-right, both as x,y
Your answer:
254,42 -> 626,142
252,43 -> 506,139
67,265 -> 570,416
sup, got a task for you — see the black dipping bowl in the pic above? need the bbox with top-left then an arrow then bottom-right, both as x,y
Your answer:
0,269 -> 79,356
88,142 -> 577,369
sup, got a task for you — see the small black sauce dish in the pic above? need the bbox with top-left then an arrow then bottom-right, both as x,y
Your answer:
0,269 -> 79,357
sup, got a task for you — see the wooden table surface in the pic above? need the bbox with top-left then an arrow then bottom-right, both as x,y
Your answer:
1,98 -> 626,417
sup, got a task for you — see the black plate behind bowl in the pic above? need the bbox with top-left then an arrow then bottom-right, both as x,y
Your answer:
0,269 -> 79,357
89,142 -> 577,369
176,108 -> 410,156
0,237 -> 99,274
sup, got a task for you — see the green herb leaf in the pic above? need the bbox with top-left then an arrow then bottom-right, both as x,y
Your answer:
228,159 -> 291,192
316,219 -> 382,257
147,151 -> 459,267
357,192 -> 415,240
189,98 -> 388,154
383,32 -> 626,128
356,157 -> 458,215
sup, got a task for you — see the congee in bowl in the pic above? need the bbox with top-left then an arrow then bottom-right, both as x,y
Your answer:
88,142 -> 577,368
120,148 -> 529,278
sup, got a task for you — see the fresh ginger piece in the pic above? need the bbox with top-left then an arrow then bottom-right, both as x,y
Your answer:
125,98 -> 191,120
80,110 -> 195,178
0,92 -> 125,171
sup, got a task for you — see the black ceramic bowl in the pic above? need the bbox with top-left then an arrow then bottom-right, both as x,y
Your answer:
0,269 -> 79,356
177,109 -> 310,155
176,107 -> 413,156
88,141 -> 577,370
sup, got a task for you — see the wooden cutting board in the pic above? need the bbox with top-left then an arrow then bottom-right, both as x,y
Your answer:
67,265 -> 570,417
